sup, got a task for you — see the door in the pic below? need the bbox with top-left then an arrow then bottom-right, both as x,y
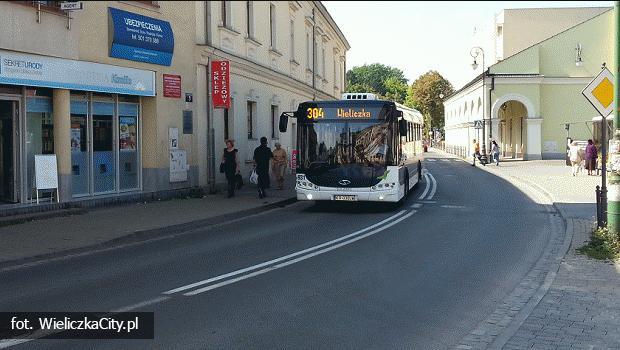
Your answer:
0,100 -> 18,203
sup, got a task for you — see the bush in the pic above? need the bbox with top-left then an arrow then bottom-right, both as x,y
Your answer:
577,227 -> 620,261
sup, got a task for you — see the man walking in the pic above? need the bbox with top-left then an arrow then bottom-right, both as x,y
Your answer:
472,139 -> 481,166
253,137 -> 273,198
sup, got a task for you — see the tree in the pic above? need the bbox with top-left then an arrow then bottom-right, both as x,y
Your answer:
406,71 -> 454,136
345,63 -> 408,103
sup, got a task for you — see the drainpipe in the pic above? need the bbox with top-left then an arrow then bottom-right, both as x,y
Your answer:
489,74 -> 495,156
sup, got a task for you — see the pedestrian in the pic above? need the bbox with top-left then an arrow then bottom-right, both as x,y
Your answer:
568,141 -> 581,176
271,142 -> 287,190
253,137 -> 273,199
221,139 -> 240,198
472,139 -> 481,166
491,140 -> 500,166
585,139 -> 597,176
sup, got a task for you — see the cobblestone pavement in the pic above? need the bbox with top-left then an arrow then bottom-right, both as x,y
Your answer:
438,152 -> 620,350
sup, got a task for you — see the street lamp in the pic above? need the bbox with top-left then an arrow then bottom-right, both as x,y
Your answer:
470,46 -> 488,164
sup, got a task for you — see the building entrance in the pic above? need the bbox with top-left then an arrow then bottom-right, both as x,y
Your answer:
0,99 -> 18,203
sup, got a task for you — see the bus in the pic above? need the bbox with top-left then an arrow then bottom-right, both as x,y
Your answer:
279,93 -> 424,203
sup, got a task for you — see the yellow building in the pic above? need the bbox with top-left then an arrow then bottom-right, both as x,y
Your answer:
444,7 -> 614,160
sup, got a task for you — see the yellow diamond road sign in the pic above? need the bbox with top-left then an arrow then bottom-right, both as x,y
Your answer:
582,67 -> 614,117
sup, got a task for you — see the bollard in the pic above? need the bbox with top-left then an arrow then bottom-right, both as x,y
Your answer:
596,185 -> 603,228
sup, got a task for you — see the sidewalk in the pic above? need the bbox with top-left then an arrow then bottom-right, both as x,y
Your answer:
443,151 -> 620,349
0,175 -> 297,266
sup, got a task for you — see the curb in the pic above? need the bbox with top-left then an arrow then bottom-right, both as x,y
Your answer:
0,196 -> 297,272
431,149 -> 580,350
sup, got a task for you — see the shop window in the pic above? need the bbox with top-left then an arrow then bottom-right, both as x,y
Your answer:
247,101 -> 256,139
26,98 -> 53,201
70,101 -> 89,196
119,103 -> 139,191
92,102 -> 115,193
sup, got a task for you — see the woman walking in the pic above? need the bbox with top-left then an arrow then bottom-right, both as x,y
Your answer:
568,141 -> 582,176
221,139 -> 240,198
585,139 -> 597,176
491,140 -> 500,166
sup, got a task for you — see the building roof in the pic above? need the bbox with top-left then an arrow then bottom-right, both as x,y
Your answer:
315,1 -> 351,50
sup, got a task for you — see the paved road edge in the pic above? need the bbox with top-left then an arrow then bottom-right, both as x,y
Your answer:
0,197 -> 297,272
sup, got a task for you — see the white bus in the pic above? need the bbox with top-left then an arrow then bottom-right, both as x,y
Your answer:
279,94 -> 424,203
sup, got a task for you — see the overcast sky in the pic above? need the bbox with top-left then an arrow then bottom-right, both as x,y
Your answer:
322,1 -> 614,90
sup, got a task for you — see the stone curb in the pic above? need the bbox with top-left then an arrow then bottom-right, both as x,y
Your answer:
430,149 -> 581,350
0,197 -> 297,272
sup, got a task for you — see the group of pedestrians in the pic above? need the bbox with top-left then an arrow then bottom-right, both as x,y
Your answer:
471,139 -> 501,166
220,137 -> 288,199
568,138 -> 598,176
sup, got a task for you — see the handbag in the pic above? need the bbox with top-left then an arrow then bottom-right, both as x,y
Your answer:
249,170 -> 259,185
235,173 -> 244,189
219,163 -> 225,173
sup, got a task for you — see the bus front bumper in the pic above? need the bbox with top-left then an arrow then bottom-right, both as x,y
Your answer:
296,188 -> 400,202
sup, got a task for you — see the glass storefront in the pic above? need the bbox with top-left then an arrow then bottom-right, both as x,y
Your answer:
26,97 -> 54,201
71,93 -> 140,197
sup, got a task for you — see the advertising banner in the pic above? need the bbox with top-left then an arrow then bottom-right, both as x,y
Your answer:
108,7 -> 174,66
211,60 -> 230,109
0,49 -> 155,96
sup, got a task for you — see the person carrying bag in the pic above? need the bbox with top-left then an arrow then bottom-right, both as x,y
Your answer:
221,139 -> 240,198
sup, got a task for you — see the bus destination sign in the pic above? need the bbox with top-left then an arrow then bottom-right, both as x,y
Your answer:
305,107 -> 375,120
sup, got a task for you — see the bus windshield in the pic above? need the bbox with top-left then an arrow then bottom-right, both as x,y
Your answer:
299,121 -> 393,187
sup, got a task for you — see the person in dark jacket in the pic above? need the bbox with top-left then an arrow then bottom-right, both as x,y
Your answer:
253,137 -> 273,198
221,139 -> 240,198
585,139 -> 597,176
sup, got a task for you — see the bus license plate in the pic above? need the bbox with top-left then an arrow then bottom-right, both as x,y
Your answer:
334,195 -> 356,201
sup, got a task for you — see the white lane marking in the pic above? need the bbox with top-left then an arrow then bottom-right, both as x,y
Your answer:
164,210 -> 408,295
426,159 -> 436,162
417,200 -> 437,204
440,205 -> 467,209
184,211 -> 415,296
440,159 -> 451,162
418,174 -> 431,200
427,173 -> 438,200
111,296 -> 171,313
410,203 -> 423,209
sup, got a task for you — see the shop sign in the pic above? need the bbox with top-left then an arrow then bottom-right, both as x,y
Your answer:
163,74 -> 181,98
211,60 -> 230,109
109,7 -> 174,66
0,49 -> 155,96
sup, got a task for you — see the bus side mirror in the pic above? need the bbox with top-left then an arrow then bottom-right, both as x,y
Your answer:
279,113 -> 288,132
399,119 -> 407,136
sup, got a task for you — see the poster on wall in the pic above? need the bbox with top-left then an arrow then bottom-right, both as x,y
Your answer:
163,74 -> 181,98
120,117 -> 137,150
71,127 -> 81,152
211,60 -> 230,109
170,149 -> 187,182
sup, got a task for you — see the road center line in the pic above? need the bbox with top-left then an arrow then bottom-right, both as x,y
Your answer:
410,203 -> 423,209
418,173 -> 431,200
111,296 -> 171,313
163,210 -> 409,295
184,211 -> 415,296
427,173 -> 438,200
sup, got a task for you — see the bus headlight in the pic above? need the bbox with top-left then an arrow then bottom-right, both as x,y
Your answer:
379,195 -> 385,200
306,194 -> 313,200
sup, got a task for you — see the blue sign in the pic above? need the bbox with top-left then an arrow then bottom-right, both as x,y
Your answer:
109,7 -> 174,66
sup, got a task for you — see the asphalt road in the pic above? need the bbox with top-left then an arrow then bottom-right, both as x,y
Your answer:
0,151 -> 553,349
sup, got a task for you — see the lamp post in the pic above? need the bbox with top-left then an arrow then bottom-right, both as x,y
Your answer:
471,46 -> 488,164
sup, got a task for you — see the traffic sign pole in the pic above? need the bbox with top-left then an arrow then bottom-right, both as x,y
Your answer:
609,1 -> 620,233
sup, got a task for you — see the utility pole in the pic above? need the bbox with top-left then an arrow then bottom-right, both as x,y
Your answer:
608,1 -> 620,232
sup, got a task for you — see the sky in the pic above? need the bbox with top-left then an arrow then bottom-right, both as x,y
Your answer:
322,1 -> 614,90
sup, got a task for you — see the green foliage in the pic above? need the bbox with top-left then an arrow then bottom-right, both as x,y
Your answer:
345,63 -> 408,103
405,71 -> 454,136
577,226 -> 620,261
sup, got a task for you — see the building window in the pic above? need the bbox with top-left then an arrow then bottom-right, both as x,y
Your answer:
333,59 -> 337,86
306,33 -> 310,69
269,3 -> 276,48
321,48 -> 325,77
221,1 -> 231,29
247,101 -> 256,139
290,20 -> 295,60
271,105 -> 278,139
246,1 -> 253,37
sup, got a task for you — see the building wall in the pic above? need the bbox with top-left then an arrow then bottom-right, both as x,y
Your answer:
77,1 -> 200,191
198,0 -> 349,185
0,2 -> 80,59
495,7 -> 610,61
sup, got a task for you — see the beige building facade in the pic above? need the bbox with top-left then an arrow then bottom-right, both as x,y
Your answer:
0,1 -> 348,209
195,1 -> 349,185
